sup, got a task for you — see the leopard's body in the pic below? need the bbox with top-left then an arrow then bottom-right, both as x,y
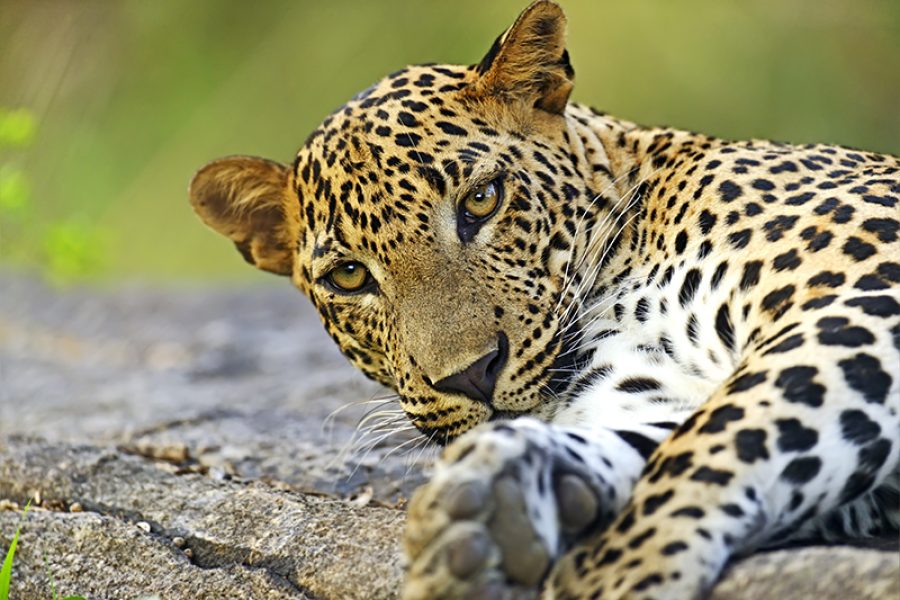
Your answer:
190,2 -> 900,598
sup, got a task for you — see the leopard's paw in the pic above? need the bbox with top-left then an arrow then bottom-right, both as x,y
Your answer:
402,420 -> 613,600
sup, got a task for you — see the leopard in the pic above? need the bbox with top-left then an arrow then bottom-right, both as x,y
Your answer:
188,2 -> 900,598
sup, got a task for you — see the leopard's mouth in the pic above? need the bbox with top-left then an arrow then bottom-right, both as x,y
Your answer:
481,318 -> 589,423
401,318 -> 588,443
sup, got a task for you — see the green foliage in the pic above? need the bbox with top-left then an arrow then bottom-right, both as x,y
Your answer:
0,1 -> 897,281
0,108 -> 35,149
0,163 -> 30,216
40,220 -> 108,284
0,109 -> 34,221
0,501 -> 30,600
0,107 -> 108,283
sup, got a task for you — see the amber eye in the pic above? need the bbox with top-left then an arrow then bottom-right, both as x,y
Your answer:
462,180 -> 500,220
326,262 -> 371,293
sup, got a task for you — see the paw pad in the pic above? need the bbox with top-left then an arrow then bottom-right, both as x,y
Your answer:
489,476 -> 551,586
445,528 -> 491,578
445,480 -> 488,519
404,422 -> 608,599
555,473 -> 599,533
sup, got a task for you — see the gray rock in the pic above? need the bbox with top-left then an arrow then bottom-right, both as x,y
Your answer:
1,273 -> 897,599
712,545 -> 899,600
1,510 -> 307,600
0,273 -> 431,504
2,437 -> 897,599
0,437 -> 404,600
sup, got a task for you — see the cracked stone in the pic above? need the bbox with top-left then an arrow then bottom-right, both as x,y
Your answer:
0,437 -> 405,600
0,509 -> 308,600
1,274 -> 897,599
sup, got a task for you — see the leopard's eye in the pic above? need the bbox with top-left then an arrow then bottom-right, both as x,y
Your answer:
326,262 -> 371,293
462,180 -> 501,221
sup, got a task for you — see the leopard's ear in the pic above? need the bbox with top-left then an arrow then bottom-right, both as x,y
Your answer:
189,156 -> 298,276
470,0 -> 574,115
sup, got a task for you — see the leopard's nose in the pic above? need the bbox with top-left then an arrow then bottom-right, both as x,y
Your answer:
432,332 -> 509,405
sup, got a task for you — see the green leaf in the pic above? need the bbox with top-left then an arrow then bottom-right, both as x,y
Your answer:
42,220 -> 108,282
0,108 -> 36,149
0,164 -> 31,216
0,500 -> 31,600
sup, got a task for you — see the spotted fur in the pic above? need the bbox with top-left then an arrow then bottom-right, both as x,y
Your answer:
190,2 -> 899,598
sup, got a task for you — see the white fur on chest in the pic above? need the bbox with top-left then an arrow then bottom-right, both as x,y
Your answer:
553,261 -> 739,430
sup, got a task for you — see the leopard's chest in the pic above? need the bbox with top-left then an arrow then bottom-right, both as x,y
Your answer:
552,259 -> 739,429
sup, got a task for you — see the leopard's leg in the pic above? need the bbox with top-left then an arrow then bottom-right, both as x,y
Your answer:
402,418 -> 672,600
550,298 -> 900,599
780,466 -> 900,546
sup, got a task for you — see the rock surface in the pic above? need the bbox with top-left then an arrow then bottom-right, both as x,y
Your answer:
1,273 -> 897,599
0,438 -> 403,600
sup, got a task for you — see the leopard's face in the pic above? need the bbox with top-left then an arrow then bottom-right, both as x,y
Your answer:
291,65 -> 595,441
189,1 -> 600,442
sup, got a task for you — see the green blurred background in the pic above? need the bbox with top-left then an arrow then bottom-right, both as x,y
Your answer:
1,0 -> 898,284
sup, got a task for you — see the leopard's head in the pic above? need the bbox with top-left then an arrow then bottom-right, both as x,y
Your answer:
190,1 -> 619,442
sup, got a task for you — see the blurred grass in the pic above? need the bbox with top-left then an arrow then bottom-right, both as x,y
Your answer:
0,0 -> 897,282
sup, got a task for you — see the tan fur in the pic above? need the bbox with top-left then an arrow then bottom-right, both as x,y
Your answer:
190,3 -> 900,598
471,1 -> 573,114
189,156 -> 296,275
